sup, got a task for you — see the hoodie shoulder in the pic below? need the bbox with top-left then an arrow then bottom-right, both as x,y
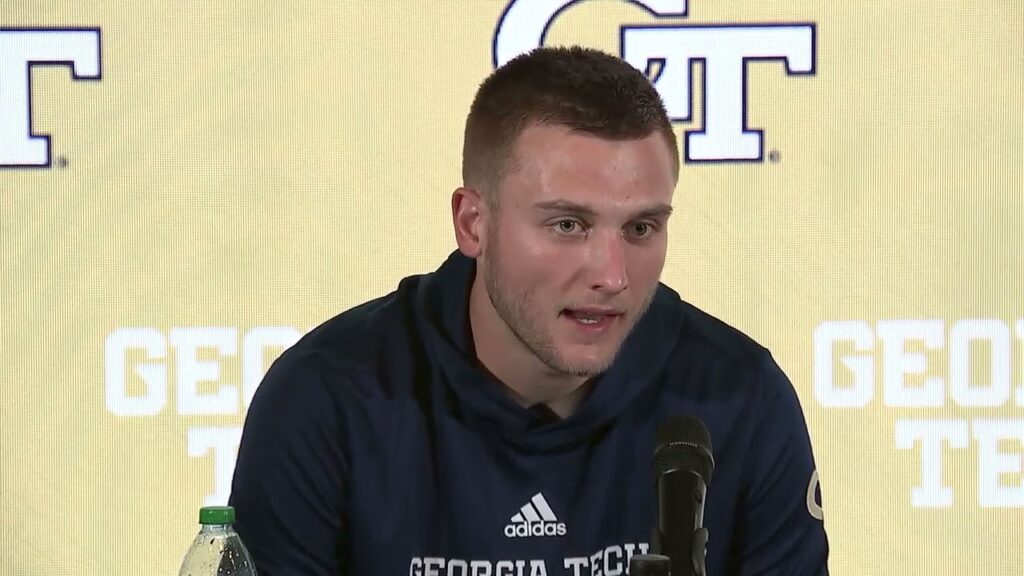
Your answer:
274,274 -> 428,399
656,294 -> 795,404
676,299 -> 770,366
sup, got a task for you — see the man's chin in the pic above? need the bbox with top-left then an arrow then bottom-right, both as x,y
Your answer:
551,348 -> 620,378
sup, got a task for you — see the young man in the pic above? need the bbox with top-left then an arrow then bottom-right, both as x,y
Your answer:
229,46 -> 829,575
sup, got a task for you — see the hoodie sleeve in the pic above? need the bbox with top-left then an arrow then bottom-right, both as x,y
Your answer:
730,354 -> 830,575
229,351 -> 349,576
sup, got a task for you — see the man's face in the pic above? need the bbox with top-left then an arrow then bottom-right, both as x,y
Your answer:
479,123 -> 676,378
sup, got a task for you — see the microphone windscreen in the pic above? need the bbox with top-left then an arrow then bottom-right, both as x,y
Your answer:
654,416 -> 714,483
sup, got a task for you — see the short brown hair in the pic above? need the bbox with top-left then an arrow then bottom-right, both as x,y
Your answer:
462,45 -> 678,206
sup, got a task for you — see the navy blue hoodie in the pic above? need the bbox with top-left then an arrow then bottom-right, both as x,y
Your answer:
229,251 -> 829,575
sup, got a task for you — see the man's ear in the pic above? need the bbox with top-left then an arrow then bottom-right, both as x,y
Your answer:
452,186 -> 487,258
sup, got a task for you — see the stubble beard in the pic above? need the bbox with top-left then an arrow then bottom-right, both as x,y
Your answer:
482,230 -> 654,378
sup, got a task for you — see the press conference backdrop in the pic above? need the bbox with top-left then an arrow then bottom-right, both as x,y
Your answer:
1,0 -> 1022,574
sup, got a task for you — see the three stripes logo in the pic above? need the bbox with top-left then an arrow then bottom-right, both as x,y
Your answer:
503,492 -> 567,538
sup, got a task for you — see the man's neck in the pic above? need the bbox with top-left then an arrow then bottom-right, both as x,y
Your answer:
467,276 -> 590,419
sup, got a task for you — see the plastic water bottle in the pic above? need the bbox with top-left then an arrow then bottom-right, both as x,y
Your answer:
178,506 -> 257,576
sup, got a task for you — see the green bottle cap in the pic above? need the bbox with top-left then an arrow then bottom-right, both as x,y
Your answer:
199,506 -> 235,525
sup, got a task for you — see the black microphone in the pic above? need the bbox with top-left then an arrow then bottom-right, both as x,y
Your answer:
628,554 -> 671,576
650,416 -> 714,576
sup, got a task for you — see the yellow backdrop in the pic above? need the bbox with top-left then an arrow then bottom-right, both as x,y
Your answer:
2,1 -> 1022,574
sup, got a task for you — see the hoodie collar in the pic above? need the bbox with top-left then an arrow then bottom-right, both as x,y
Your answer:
416,250 -> 685,452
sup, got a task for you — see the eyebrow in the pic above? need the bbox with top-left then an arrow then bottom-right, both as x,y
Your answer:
532,199 -> 673,220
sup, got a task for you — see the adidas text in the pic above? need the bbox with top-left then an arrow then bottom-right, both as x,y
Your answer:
504,493 -> 566,538
503,521 -> 567,538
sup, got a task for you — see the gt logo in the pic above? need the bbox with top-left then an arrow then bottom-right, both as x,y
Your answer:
0,28 -> 101,168
807,469 -> 824,520
494,0 -> 816,162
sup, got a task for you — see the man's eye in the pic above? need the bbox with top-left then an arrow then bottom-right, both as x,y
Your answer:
555,220 -> 582,234
630,223 -> 653,237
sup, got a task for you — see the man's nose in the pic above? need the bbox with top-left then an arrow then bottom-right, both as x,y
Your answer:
587,231 -> 629,294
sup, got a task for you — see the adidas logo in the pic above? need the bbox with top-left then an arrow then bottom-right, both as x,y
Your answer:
503,492 -> 567,538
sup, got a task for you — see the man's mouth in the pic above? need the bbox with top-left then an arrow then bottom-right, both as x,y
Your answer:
561,308 -> 625,328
